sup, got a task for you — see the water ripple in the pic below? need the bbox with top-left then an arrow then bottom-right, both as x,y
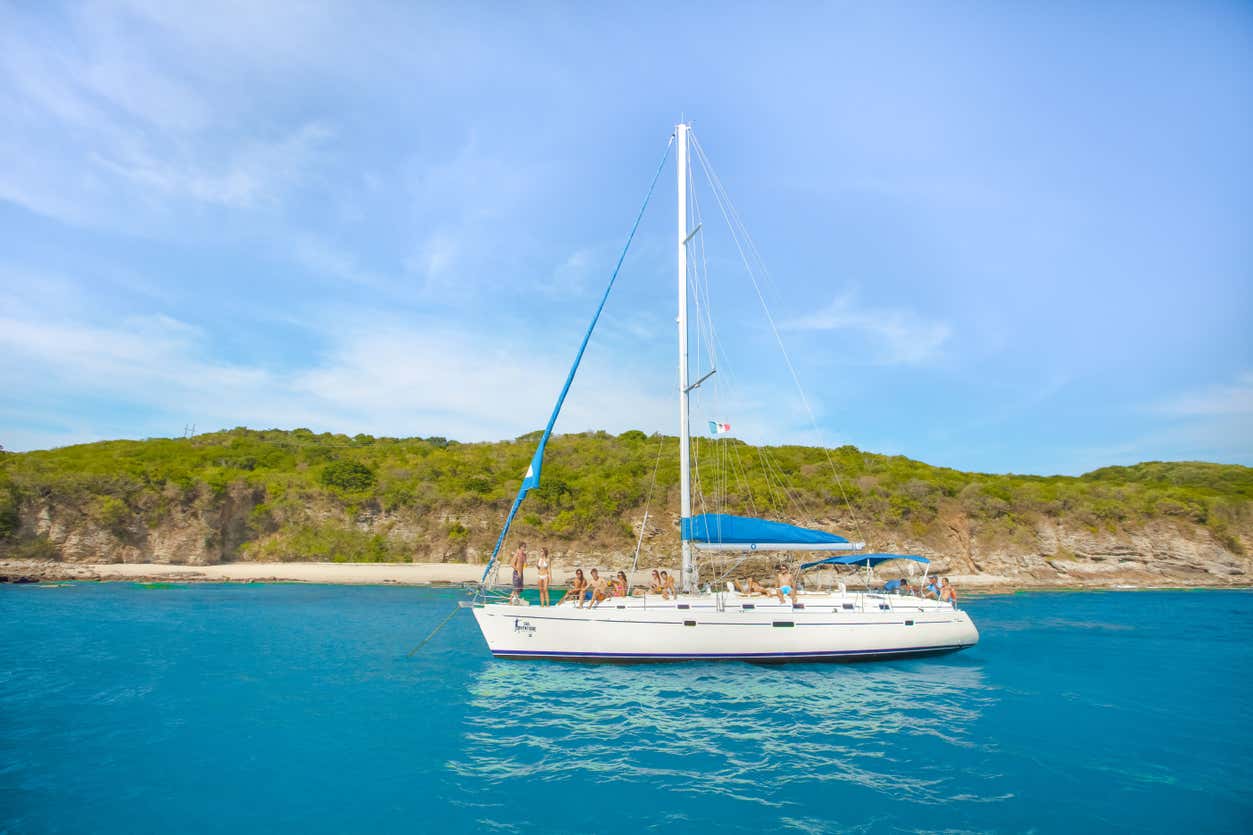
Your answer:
450,661 -> 992,808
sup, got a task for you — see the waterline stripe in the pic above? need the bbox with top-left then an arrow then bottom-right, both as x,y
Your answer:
491,645 -> 968,660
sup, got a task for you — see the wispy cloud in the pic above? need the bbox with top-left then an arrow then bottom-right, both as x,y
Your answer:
401,134 -> 553,295
0,4 -> 335,228
1153,371 -> 1253,417
291,234 -> 391,291
0,302 -> 676,450
90,123 -> 332,210
785,289 -> 951,365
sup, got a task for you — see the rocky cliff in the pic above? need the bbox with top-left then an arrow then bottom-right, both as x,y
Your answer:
2,429 -> 1249,589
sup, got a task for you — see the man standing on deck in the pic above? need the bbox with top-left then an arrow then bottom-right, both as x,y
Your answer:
510,543 -> 528,605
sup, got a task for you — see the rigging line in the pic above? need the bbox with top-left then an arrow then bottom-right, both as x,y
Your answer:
725,435 -> 761,518
687,215 -> 723,517
761,445 -> 817,527
756,441 -> 810,520
689,132 -> 868,547
691,434 -> 710,524
479,133 -> 676,587
756,446 -> 787,514
691,135 -> 864,536
701,431 -> 711,516
721,436 -> 731,517
406,604 -> 461,657
630,433 -> 667,575
686,168 -> 717,525
687,163 -> 705,383
753,444 -> 789,518
711,551 -> 755,586
688,164 -> 720,377
690,132 -> 787,313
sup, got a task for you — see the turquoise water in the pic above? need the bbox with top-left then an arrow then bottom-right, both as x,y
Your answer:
1,585 -> 1249,833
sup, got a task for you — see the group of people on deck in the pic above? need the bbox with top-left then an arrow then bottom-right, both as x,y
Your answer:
509,542 -> 958,607
884,575 -> 959,604
509,543 -> 679,607
557,568 -> 628,606
733,564 -> 798,604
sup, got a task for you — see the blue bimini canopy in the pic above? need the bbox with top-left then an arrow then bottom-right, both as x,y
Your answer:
800,553 -> 931,570
682,513 -> 863,552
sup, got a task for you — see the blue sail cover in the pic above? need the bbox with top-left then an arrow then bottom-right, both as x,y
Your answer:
683,513 -> 849,547
800,553 -> 930,570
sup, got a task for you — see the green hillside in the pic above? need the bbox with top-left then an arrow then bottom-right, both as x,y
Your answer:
1,427 -> 1249,562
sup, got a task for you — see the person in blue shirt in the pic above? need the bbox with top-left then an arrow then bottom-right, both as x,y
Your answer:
924,578 -> 941,599
883,577 -> 903,594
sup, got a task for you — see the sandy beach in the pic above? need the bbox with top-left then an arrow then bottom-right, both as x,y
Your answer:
1,559 -> 1222,593
0,560 -> 660,587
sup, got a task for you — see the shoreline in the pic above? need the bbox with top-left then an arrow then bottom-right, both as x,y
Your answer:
0,560 -> 1247,595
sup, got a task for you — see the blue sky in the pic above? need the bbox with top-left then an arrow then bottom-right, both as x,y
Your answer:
1,1 -> 1249,475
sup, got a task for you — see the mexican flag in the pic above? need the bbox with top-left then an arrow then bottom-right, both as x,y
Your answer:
707,420 -> 731,435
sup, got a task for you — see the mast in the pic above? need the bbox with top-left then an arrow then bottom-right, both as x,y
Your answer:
677,122 -> 696,593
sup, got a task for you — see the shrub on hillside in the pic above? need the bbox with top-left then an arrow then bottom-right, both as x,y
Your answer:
0,484 -> 18,540
320,461 -> 376,492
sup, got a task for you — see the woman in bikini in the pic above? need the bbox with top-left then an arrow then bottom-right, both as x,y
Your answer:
614,571 -> 629,597
536,548 -> 552,607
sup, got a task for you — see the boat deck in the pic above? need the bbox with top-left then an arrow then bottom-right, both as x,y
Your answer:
502,589 -> 958,616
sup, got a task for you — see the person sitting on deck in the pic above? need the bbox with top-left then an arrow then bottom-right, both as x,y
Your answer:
584,568 -> 610,608
923,577 -> 941,599
775,564 -> 797,605
558,568 -> 586,606
613,571 -> 629,597
735,577 -> 771,596
659,570 -> 676,600
940,577 -> 958,606
647,569 -> 663,595
882,577 -> 903,594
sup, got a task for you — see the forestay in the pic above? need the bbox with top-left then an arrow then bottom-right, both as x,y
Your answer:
479,138 -> 674,585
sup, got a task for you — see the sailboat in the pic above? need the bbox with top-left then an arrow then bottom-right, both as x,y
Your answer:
467,122 -> 979,662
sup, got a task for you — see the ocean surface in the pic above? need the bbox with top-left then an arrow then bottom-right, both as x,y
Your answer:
1,584 -> 1249,834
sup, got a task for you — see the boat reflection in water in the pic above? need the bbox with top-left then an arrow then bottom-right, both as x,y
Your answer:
448,659 -> 996,811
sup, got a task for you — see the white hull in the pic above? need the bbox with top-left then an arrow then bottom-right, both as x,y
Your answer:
470,591 -> 978,662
